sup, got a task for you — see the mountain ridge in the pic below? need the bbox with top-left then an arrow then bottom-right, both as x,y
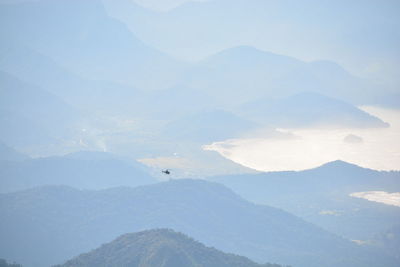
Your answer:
0,0 -> 186,90
55,229 -> 284,267
210,160 -> 400,241
239,92 -> 389,128
0,179 -> 396,267
0,152 -> 155,193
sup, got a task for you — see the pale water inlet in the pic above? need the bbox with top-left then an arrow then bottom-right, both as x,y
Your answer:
204,106 -> 400,171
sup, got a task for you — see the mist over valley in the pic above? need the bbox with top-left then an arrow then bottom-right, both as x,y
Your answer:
0,0 -> 399,266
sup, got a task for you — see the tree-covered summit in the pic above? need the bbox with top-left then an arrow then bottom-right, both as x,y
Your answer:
55,229 -> 284,267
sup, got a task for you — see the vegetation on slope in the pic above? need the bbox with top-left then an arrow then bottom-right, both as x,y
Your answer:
55,229 -> 284,267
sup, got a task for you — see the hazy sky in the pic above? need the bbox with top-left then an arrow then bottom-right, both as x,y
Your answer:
132,0 -> 209,11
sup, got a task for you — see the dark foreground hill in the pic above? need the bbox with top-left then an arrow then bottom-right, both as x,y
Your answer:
55,229 -> 282,267
0,180 -> 395,267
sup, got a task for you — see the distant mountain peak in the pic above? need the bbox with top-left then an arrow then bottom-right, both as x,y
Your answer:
316,160 -> 371,171
223,45 -> 264,54
205,45 -> 299,65
320,159 -> 355,167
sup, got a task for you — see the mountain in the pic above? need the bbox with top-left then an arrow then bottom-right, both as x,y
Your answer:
180,46 -> 374,106
210,160 -> 400,241
0,42 -> 213,119
163,109 -> 257,143
0,71 -> 78,147
55,229 -> 282,267
138,85 -> 218,120
0,142 -> 29,161
104,0 -> 400,89
0,152 -> 155,193
0,180 -> 396,267
369,92 -> 400,109
0,71 -> 77,126
0,43 -> 87,100
371,224 -> 400,261
0,0 -> 186,90
0,109 -> 54,148
239,92 -> 389,128
0,44 -> 146,115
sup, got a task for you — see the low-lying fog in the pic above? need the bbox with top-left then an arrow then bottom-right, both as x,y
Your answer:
204,106 -> 400,172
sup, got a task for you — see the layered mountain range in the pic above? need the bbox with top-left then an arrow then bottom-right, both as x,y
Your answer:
1,179 -> 395,267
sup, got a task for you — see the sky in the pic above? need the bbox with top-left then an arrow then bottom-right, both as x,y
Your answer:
132,0 -> 209,11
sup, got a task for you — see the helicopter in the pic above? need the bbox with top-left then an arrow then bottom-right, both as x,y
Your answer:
162,169 -> 170,175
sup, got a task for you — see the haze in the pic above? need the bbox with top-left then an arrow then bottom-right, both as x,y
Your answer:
0,1 -> 399,267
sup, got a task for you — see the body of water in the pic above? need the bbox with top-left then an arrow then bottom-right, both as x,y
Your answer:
204,106 -> 400,171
